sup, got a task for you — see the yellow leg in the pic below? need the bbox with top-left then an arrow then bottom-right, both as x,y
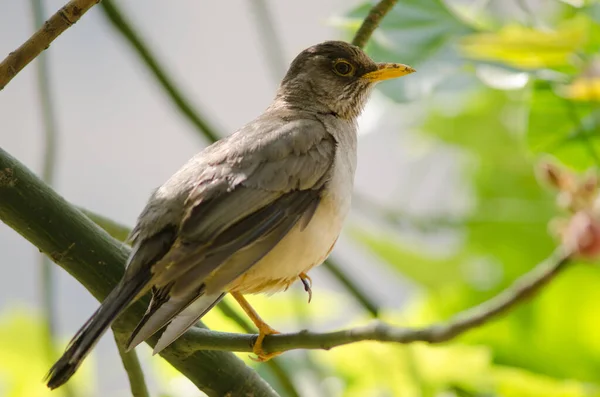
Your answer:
231,292 -> 281,361
299,272 -> 313,303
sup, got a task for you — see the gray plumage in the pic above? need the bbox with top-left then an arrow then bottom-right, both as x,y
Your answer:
46,40 -> 415,389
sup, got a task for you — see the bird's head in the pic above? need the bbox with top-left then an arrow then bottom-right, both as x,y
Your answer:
275,41 -> 415,120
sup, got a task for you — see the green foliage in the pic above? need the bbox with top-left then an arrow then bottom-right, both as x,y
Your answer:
527,81 -> 599,170
0,310 -> 91,397
340,0 -> 600,396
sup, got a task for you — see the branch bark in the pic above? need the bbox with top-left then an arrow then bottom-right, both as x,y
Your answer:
0,147 -> 278,397
114,332 -> 150,397
0,0 -> 100,91
352,0 -> 398,48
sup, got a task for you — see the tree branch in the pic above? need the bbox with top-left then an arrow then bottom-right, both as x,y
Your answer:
113,331 -> 150,397
351,0 -> 398,49
176,248 -> 572,354
217,299 -> 301,397
0,147 -> 278,397
0,0 -> 100,91
99,0 -> 220,143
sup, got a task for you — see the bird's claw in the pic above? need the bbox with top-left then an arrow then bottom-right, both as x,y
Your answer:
299,272 -> 312,303
250,325 -> 281,362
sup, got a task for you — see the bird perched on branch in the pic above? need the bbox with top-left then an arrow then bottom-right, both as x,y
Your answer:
46,40 -> 414,389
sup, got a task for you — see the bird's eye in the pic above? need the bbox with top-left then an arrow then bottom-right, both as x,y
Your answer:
333,60 -> 354,76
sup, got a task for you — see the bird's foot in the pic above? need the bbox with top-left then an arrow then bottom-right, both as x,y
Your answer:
299,272 -> 312,303
250,324 -> 281,362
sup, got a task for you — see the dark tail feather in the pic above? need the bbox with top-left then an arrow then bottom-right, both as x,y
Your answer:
45,276 -> 148,389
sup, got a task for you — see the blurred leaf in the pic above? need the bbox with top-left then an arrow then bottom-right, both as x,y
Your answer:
562,57 -> 600,101
315,309 -> 600,396
0,310 -> 91,397
527,82 -> 599,170
563,77 -> 600,101
339,0 -> 475,101
351,227 -> 466,288
493,365 -> 600,397
585,1 -> 600,23
460,17 -> 590,70
351,87 -> 600,384
358,89 -> 556,286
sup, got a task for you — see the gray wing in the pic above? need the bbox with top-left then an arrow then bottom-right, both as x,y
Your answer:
125,113 -> 336,349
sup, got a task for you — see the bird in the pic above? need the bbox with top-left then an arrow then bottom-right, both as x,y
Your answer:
45,40 -> 415,389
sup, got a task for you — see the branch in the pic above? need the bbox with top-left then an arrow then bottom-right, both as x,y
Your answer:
99,0 -> 220,143
30,0 -> 61,365
0,148 -> 278,397
351,0 -> 398,48
0,0 -> 100,91
113,331 -> 150,397
217,299 -> 301,397
176,248 -> 571,354
249,0 -> 287,81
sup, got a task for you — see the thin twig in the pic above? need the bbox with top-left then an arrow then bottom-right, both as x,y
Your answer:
30,0 -> 59,346
179,248 -> 571,354
99,0 -> 220,143
114,332 -> 150,397
27,3 -> 74,396
248,0 -> 287,81
0,0 -> 100,91
352,0 -> 398,48
324,259 -> 379,317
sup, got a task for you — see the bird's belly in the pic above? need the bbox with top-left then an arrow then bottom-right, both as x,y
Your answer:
226,194 -> 348,294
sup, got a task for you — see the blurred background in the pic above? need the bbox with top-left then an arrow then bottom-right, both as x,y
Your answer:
1,0 -> 600,396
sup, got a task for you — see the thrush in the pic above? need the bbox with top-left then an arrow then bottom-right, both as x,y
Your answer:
46,40 -> 414,389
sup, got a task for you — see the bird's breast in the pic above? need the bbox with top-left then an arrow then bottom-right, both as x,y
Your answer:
227,141 -> 357,295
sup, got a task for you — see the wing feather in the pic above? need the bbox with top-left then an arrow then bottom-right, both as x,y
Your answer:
125,112 -> 335,349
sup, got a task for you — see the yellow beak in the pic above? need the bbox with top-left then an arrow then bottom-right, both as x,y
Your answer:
362,63 -> 416,82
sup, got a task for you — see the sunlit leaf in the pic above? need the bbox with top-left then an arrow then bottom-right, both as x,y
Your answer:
0,310 -> 91,397
527,82 -> 599,170
562,58 -> 600,101
460,17 -> 590,70
564,77 -> 600,101
351,226 -> 467,288
493,365 -> 600,397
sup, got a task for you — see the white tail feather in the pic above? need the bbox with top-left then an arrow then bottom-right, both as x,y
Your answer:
153,293 -> 224,354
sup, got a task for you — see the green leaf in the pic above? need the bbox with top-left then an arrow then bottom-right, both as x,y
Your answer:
527,82 -> 599,170
350,226 -> 466,289
0,310 -> 91,397
460,17 -> 590,70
